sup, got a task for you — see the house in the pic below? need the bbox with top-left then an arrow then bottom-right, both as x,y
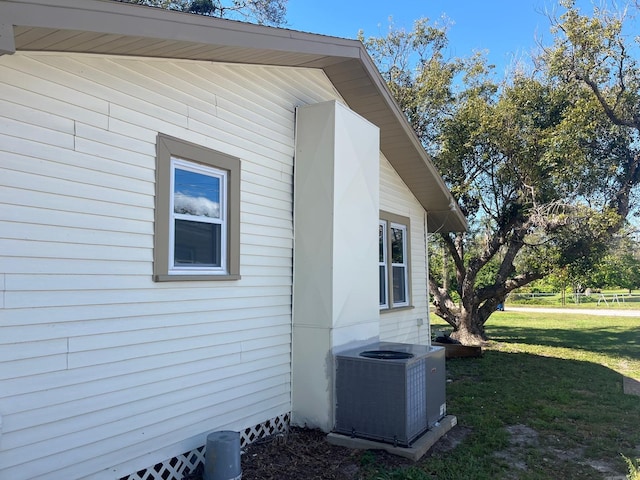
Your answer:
0,1 -> 467,478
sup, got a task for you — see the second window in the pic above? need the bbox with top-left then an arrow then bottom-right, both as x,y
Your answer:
379,212 -> 411,309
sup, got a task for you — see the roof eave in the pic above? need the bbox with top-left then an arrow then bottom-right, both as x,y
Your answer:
0,0 -> 467,232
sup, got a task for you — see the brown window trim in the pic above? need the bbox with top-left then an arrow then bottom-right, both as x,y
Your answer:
153,133 -> 241,282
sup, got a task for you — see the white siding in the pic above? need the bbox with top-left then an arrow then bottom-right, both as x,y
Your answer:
379,154 -> 431,345
0,52 -> 339,480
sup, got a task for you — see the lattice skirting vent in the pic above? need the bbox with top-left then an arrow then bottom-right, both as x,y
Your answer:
119,412 -> 290,480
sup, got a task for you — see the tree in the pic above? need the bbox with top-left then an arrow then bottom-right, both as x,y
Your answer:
589,230 -> 640,292
114,0 -> 287,26
543,0 -> 640,227
432,75 -> 620,343
363,12 -> 637,345
359,18 -> 482,156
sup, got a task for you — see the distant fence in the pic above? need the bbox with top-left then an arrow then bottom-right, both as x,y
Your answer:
512,293 -> 557,298
596,293 -> 629,305
509,292 -> 640,306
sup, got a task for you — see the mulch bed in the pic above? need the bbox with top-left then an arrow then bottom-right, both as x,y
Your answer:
184,425 -> 469,480
240,427 -> 412,480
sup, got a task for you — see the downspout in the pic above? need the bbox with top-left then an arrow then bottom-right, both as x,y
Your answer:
290,105 -> 299,422
0,23 -> 17,56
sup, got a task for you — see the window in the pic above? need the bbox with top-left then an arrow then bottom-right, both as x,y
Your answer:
379,221 -> 388,308
171,160 -> 225,270
379,212 -> 411,309
154,134 -> 240,281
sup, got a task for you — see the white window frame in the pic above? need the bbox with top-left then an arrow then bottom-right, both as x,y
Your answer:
379,220 -> 389,309
169,158 -> 227,275
390,222 -> 409,307
379,211 -> 412,310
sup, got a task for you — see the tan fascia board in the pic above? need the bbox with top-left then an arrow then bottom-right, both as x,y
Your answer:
0,0 -> 467,232
0,0 -> 362,58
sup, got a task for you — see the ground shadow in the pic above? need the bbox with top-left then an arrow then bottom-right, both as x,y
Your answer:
486,323 -> 638,359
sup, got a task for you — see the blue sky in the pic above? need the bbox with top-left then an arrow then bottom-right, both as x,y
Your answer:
286,0 -> 595,76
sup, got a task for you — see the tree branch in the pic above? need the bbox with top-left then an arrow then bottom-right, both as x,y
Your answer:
429,274 -> 460,328
582,75 -> 638,130
440,232 -> 465,278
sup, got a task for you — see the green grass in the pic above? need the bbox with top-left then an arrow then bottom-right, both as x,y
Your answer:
487,311 -> 640,379
363,312 -> 640,480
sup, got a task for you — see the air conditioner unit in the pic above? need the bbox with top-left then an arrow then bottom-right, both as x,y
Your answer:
334,342 -> 445,447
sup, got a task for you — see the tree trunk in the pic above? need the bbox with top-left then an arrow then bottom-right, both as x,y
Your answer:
442,244 -> 450,292
449,309 -> 487,345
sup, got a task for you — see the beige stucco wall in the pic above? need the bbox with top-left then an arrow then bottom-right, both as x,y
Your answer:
291,100 -> 380,431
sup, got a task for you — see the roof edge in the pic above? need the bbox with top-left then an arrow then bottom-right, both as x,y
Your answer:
1,0 -> 364,58
0,0 -> 467,232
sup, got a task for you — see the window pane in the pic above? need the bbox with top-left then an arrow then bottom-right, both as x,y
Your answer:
391,227 -> 404,263
392,266 -> 406,304
174,168 -> 221,219
174,219 -> 221,267
379,224 -> 385,262
379,265 -> 387,306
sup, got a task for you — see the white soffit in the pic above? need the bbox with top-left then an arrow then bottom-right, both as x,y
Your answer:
0,0 -> 467,232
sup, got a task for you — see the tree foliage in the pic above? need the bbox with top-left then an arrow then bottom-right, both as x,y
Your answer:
589,231 -> 640,291
362,4 -> 640,344
433,73 -> 621,343
114,0 -> 287,26
360,18 -> 488,155
527,229 -> 640,295
543,0 -> 640,223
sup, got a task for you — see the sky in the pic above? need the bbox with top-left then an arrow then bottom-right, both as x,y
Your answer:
286,0 -> 596,76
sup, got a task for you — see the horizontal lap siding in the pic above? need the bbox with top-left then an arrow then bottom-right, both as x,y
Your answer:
0,52 -> 339,480
379,155 -> 431,345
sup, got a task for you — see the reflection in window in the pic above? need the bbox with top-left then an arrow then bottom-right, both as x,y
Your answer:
170,158 -> 226,272
174,168 -> 221,218
391,226 -> 404,263
174,220 -> 222,267
392,265 -> 407,304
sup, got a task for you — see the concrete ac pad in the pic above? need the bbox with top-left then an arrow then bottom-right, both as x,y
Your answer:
326,415 -> 458,461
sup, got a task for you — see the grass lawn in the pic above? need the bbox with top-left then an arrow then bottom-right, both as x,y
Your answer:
365,311 -> 640,479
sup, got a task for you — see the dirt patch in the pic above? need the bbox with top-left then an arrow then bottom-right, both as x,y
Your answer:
493,424 -> 539,473
504,424 -> 539,446
427,425 -> 472,456
623,375 -> 640,396
493,424 -> 628,479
